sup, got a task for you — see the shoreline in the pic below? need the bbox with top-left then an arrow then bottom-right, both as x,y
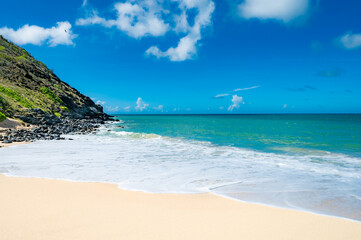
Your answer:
2,173 -> 360,223
213,191 -> 361,223
0,175 -> 360,240
0,141 -> 30,148
1,125 -> 360,223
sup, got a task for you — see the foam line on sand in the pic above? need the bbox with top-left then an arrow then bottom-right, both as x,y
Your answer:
0,175 -> 360,240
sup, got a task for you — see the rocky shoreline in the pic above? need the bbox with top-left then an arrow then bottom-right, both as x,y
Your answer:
0,113 -> 117,146
0,118 -> 99,145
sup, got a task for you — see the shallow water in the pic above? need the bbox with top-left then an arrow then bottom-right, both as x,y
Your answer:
0,114 -> 360,221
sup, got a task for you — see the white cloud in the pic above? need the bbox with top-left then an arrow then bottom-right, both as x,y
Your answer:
76,1 -> 169,39
232,86 -> 260,91
283,104 -> 287,108
214,86 -> 259,99
173,8 -> 189,33
153,105 -> 164,111
105,106 -> 120,112
214,93 -> 230,98
95,100 -> 120,112
0,21 -> 77,46
219,106 -> 224,110
173,108 -> 180,111
339,33 -> 361,49
124,106 -> 131,111
146,0 -> 215,61
238,0 -> 309,22
146,35 -> 198,61
96,100 -> 106,105
228,95 -> 243,111
82,0 -> 88,7
77,0 -> 215,61
76,13 -> 108,26
135,97 -> 149,111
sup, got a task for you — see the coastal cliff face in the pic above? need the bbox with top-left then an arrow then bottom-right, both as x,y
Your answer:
0,35 -> 108,124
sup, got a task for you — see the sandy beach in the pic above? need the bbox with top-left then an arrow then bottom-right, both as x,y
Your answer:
0,175 -> 360,240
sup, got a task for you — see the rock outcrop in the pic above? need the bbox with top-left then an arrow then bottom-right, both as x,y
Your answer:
0,35 -> 109,125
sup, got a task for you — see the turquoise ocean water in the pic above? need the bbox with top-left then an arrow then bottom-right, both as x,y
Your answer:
116,114 -> 361,157
115,114 -> 361,220
1,114 -> 360,221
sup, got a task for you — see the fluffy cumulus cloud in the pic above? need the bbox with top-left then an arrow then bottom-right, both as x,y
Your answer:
146,35 -> 198,61
339,32 -> 361,49
228,95 -> 243,111
238,0 -> 309,22
146,0 -> 215,61
0,22 -> 76,46
135,97 -> 149,111
153,105 -> 164,111
77,1 -> 169,38
77,0 -> 215,61
105,106 -> 120,112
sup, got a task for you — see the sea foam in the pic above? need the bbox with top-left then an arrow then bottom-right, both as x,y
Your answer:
0,125 -> 360,220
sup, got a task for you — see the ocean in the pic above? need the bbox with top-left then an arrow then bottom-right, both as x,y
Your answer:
1,114 -> 360,221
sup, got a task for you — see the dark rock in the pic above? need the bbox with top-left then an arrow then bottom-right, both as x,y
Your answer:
3,139 -> 12,144
0,116 -> 109,144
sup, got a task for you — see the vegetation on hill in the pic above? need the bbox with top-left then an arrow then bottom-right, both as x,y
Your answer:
0,35 -> 107,122
0,110 -> 6,122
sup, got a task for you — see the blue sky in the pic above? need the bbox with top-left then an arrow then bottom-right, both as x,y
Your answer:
0,0 -> 360,113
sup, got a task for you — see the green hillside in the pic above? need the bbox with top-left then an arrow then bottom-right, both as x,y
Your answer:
0,35 -> 107,123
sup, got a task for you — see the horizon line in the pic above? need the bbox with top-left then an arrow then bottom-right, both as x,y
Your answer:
110,113 -> 361,116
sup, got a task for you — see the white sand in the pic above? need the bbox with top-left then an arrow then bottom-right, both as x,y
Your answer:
0,175 -> 360,240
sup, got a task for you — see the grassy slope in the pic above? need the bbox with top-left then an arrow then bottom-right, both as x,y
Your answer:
0,35 -> 97,119
0,110 -> 5,122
